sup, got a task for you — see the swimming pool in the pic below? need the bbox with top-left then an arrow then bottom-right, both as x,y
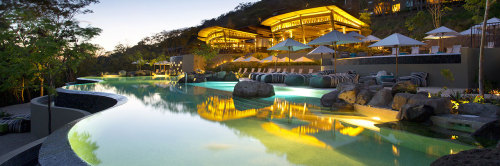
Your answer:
64,76 -> 475,165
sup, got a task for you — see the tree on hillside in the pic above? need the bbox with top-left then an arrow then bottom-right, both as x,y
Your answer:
0,0 -> 101,132
428,0 -> 453,28
359,12 -> 373,35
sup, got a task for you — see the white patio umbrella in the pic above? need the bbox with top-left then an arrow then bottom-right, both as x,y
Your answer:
426,26 -> 459,52
459,28 -> 485,35
260,56 -> 278,63
308,30 -> 361,72
294,56 -> 314,62
242,56 -> 260,62
362,35 -> 381,42
268,38 -> 311,65
472,17 -> 500,29
347,31 -> 365,39
423,34 -> 456,40
278,57 -> 292,62
308,46 -> 335,66
369,33 -> 425,76
232,57 -> 245,62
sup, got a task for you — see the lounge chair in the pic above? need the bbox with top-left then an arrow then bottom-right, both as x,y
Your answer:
411,47 -> 419,55
308,69 -> 314,74
290,68 -> 295,73
398,72 -> 429,87
298,68 -> 303,74
430,46 -> 439,54
392,48 -> 400,55
318,69 -> 335,75
488,42 -> 494,48
446,47 -> 452,53
285,74 -> 313,86
452,45 -> 461,54
260,73 -> 286,83
309,72 -> 359,88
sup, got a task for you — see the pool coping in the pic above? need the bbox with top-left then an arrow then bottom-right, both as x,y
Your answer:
38,78 -> 128,166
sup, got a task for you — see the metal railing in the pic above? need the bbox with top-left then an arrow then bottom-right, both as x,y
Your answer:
468,22 -> 500,48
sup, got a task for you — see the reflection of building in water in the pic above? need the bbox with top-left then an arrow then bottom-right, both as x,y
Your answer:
197,96 -> 257,121
196,96 -> 369,138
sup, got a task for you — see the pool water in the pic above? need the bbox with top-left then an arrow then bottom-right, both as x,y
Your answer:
65,76 -> 475,166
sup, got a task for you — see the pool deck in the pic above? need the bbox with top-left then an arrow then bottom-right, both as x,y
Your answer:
0,104 -> 39,157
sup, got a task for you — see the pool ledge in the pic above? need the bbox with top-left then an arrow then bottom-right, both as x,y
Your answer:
37,83 -> 127,166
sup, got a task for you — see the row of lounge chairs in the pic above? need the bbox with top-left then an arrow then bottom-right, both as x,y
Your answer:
237,68 -> 315,75
248,69 -> 360,88
392,45 -> 462,55
360,71 -> 429,87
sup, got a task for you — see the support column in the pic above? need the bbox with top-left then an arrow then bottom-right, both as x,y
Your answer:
299,14 -> 306,43
342,26 -> 346,34
329,10 -> 336,31
223,30 -> 228,50
271,31 -> 276,45
254,37 -> 257,53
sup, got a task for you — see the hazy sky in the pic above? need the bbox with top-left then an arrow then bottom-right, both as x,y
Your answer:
76,0 -> 260,51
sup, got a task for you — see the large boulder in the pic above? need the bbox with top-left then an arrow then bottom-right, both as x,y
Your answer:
368,85 -> 384,92
217,71 -> 227,80
223,72 -> 238,81
392,81 -> 417,95
431,148 -> 500,166
177,74 -> 205,83
332,100 -> 354,110
367,89 -> 393,107
472,120 -> 500,147
233,81 -> 275,98
118,70 -> 127,76
338,84 -> 360,104
355,89 -> 374,105
320,91 -> 339,107
336,82 -> 356,92
284,74 -> 311,86
458,103 -> 500,118
397,104 -> 434,122
407,95 -> 452,115
391,93 -> 415,111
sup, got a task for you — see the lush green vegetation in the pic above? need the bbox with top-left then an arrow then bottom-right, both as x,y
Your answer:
0,0 -> 101,106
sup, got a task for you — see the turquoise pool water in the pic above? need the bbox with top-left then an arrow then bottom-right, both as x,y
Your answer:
65,76 -> 475,166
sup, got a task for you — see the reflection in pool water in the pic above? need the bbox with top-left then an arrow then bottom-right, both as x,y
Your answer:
66,76 -> 476,166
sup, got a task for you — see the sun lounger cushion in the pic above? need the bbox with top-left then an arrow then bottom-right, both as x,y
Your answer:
398,72 -> 429,87
0,114 -> 30,133
318,69 -> 335,75
260,73 -> 286,83
284,74 -> 313,86
309,73 -> 359,88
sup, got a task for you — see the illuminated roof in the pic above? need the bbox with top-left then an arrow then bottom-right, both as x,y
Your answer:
261,5 -> 367,28
198,26 -> 258,42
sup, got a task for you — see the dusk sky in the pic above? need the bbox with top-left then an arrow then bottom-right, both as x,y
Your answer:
76,0 -> 260,51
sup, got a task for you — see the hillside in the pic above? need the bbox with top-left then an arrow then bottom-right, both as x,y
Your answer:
78,0 -> 500,75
